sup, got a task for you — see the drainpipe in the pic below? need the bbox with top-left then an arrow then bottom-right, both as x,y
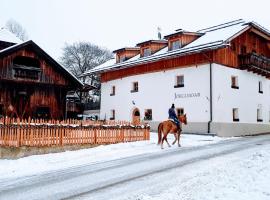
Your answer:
208,62 -> 213,133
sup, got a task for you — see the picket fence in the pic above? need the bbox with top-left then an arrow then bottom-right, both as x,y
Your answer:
0,117 -> 150,147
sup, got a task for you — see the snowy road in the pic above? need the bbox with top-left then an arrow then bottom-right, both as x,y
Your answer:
0,134 -> 269,200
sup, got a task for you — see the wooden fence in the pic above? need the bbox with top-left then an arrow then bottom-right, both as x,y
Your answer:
0,117 -> 150,147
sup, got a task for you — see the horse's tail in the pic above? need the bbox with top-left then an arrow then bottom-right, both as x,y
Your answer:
157,123 -> 163,145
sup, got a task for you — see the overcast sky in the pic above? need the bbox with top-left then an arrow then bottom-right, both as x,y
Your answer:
1,0 -> 269,60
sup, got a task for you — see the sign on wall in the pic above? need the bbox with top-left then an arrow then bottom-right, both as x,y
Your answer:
174,92 -> 200,99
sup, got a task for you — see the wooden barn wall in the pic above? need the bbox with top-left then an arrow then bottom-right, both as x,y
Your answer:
0,83 -> 66,119
213,30 -> 270,67
0,48 -> 71,86
101,53 -> 211,82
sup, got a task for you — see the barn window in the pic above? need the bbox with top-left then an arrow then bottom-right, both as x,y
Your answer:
257,105 -> 263,122
231,76 -> 239,89
259,81 -> 263,93
35,107 -> 50,119
131,82 -> 139,93
174,75 -> 184,88
176,108 -> 184,116
110,109 -> 115,120
143,48 -> 151,57
0,104 -> 3,117
110,86 -> 115,96
233,108 -> 239,122
144,109 -> 152,120
13,56 -> 41,80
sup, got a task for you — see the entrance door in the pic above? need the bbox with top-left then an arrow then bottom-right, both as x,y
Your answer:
132,108 -> 140,125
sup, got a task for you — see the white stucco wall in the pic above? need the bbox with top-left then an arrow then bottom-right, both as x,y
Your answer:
212,63 -> 270,124
100,64 -> 211,123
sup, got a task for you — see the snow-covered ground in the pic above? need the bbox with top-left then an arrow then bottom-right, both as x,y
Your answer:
0,133 -> 225,180
100,141 -> 270,200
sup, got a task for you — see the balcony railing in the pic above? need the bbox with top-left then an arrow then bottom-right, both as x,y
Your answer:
239,53 -> 270,77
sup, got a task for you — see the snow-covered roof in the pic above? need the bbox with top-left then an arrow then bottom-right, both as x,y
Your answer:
84,19 -> 269,75
0,27 -> 22,44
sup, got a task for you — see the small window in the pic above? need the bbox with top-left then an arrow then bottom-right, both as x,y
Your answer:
171,40 -> 181,50
233,108 -> 239,122
176,108 -> 184,116
174,75 -> 184,88
110,86 -> 115,96
231,76 -> 239,89
143,48 -> 151,57
257,105 -> 263,122
0,104 -> 3,117
110,109 -> 115,120
131,82 -> 139,93
144,109 -> 152,120
259,81 -> 263,93
119,55 -> 126,63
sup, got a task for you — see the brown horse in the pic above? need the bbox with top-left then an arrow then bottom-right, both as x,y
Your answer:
157,114 -> 187,149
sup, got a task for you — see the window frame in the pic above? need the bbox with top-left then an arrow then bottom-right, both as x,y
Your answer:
110,85 -> 116,96
144,109 -> 153,121
110,109 -> 115,120
257,105 -> 263,122
233,108 -> 239,122
176,108 -> 184,116
174,75 -> 184,88
142,48 -> 151,57
131,81 -> 139,93
259,81 -> 263,94
231,76 -> 239,89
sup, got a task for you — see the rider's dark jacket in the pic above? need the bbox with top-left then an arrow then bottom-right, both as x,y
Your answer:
168,108 -> 180,128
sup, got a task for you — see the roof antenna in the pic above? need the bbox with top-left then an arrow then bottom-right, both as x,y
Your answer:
157,27 -> 162,40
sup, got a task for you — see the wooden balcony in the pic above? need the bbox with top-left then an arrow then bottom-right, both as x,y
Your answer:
239,53 -> 270,78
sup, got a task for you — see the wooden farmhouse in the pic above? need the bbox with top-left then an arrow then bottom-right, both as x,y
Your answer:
0,28 -> 82,119
84,19 -> 270,137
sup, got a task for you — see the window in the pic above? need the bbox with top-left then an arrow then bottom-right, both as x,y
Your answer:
174,75 -> 184,88
110,86 -> 115,96
119,55 -> 126,63
144,109 -> 152,120
143,48 -> 151,57
35,107 -> 50,119
13,56 -> 41,80
233,108 -> 239,122
171,40 -> 181,50
231,76 -> 239,89
131,82 -> 139,93
257,105 -> 263,122
110,109 -> 115,120
0,104 -> 3,117
259,81 -> 263,93
176,108 -> 184,116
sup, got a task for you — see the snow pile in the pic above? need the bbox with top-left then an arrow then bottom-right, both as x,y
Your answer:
0,133 -> 225,179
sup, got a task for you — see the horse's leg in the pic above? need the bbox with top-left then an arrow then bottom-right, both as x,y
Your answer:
172,132 -> 177,145
165,136 -> 171,147
177,131 -> 181,147
161,134 -> 165,149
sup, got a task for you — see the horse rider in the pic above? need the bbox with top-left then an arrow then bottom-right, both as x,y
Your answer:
168,104 -> 181,130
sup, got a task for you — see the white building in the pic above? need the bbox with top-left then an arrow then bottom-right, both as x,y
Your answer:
85,19 -> 270,136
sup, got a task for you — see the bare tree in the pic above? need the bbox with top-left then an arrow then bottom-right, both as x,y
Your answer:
6,19 -> 28,41
60,42 -> 112,84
